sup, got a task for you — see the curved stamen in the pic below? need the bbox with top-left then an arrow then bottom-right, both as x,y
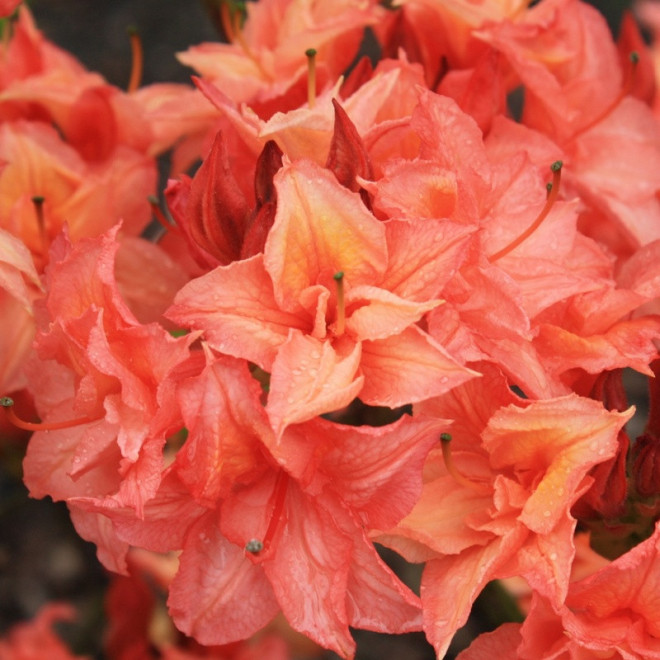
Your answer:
246,470 -> 289,557
334,271 -> 345,336
148,195 -> 183,237
1,397 -> 99,432
567,52 -> 639,142
31,195 -> 47,254
127,26 -> 143,93
490,160 -> 563,262
440,433 -> 487,492
306,48 -> 317,109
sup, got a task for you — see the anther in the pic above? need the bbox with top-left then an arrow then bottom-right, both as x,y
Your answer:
490,161 -> 563,262
306,48 -> 317,109
568,51 -> 639,142
333,271 -> 345,336
126,27 -> 143,94
1,397 -> 99,432
245,538 -> 264,554
440,433 -> 486,491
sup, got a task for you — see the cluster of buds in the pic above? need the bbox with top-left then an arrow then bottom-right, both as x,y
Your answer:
2,0 -> 660,658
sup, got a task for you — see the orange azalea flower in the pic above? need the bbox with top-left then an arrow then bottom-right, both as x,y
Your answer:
376,363 -> 631,657
167,158 -> 476,435
74,351 -> 444,658
21,227 -> 195,543
0,226 -> 41,392
177,0 -> 383,119
458,522 -> 660,659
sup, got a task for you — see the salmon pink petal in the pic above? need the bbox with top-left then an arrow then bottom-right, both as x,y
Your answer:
69,507 -> 129,575
483,395 -> 632,535
261,484 -> 355,658
345,284 -> 441,341
456,624 -> 522,659
176,354 -> 272,505
264,159 -> 387,309
380,218 -> 474,302
314,414 -> 446,530
168,513 -> 279,646
359,325 -> 477,407
267,331 -> 363,437
421,530 -> 525,658
167,254 -> 309,370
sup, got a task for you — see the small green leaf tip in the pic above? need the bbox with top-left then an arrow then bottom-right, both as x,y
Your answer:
630,51 -> 640,64
550,160 -> 563,172
333,271 -> 344,281
0,397 -> 14,408
440,432 -> 452,443
305,48 -> 317,58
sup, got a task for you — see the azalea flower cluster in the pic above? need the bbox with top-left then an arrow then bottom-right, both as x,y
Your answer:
2,0 -> 660,658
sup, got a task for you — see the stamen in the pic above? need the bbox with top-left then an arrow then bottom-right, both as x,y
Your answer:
31,195 -> 47,254
306,48 -> 317,109
1,397 -> 98,432
247,470 -> 289,557
334,271 -> 345,336
568,52 -> 639,142
127,26 -> 143,93
148,195 -> 183,237
440,433 -> 486,491
490,161 -> 563,262
219,2 -> 236,43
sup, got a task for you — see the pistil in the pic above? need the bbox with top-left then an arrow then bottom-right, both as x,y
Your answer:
440,433 -> 487,492
490,160 -> 563,262
306,48 -> 317,108
31,195 -> 47,254
127,26 -> 143,93
1,397 -> 99,432
245,470 -> 289,557
334,271 -> 345,336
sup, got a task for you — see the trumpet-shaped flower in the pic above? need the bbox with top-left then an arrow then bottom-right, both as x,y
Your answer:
168,157 -> 476,434
377,364 -> 632,657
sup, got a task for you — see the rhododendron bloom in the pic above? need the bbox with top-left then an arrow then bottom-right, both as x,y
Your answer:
168,157 -> 476,434
458,522 -> 660,659
377,365 -> 632,656
78,351 -> 445,658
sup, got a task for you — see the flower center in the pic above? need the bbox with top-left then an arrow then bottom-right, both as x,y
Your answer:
440,433 -> 489,492
333,271 -> 346,336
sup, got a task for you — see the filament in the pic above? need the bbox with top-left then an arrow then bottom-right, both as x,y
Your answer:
334,271 -> 345,336
440,433 -> 487,492
127,27 -> 143,93
1,397 -> 98,432
490,161 -> 563,262
568,52 -> 639,142
306,48 -> 317,109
